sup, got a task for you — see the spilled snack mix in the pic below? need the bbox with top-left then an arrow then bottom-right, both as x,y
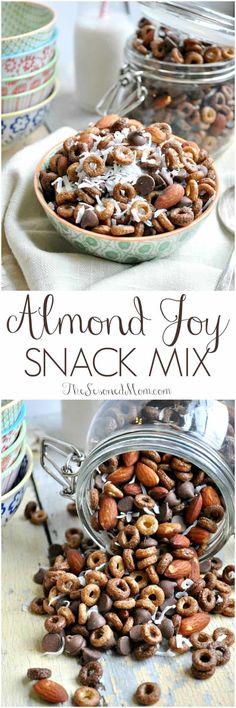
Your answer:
39,115 -> 217,237
28,450 -> 234,704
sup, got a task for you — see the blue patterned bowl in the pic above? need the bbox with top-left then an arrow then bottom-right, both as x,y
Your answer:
34,142 -> 219,265
2,2 -> 56,56
1,446 -> 33,525
1,81 -> 58,145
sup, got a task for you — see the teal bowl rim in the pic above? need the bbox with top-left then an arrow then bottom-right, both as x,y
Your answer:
2,69 -> 57,100
1,439 -> 27,481
34,139 -> 220,248
1,420 -> 26,462
1,27 -> 58,60
2,2 -> 56,42
1,79 -> 59,117
1,445 -> 33,501
2,403 -> 26,436
2,48 -> 58,82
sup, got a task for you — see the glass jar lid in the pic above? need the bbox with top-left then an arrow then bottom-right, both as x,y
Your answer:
139,1 -> 235,46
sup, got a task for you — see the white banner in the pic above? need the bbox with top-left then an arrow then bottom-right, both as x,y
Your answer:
1,290 -> 234,400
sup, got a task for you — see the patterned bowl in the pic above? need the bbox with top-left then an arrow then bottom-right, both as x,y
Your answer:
1,399 -> 23,432
1,447 -> 33,525
1,421 -> 27,473
1,403 -> 26,453
2,2 -> 56,56
2,71 -> 57,113
34,142 -> 219,264
2,81 -> 59,146
1,439 -> 27,495
2,50 -> 58,95
1,30 -> 58,78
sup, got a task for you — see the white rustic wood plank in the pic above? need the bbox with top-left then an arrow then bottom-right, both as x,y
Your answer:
32,453 -> 235,707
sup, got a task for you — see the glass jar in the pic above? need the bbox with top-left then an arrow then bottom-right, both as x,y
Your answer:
41,399 -> 234,560
97,2 -> 235,157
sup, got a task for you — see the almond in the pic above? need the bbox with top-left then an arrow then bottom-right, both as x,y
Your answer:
107,465 -> 134,485
170,534 -> 190,548
185,494 -> 202,524
157,522 -> 182,538
99,495 -> 118,530
95,113 -> 120,129
201,485 -> 221,508
187,526 -> 210,545
33,679 -> 68,703
135,461 -> 159,487
189,554 -> 200,582
164,560 -> 192,578
123,451 -> 140,466
66,549 -> 85,575
180,612 -> 210,637
123,483 -> 142,496
104,482 -> 124,499
155,183 -> 185,210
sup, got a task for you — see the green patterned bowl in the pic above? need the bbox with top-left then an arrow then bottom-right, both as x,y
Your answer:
34,142 -> 219,265
2,2 -> 56,56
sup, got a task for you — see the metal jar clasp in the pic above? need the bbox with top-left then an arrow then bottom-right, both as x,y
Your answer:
41,436 -> 85,498
96,63 -> 147,117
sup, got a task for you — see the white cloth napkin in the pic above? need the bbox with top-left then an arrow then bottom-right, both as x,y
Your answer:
2,127 -> 232,291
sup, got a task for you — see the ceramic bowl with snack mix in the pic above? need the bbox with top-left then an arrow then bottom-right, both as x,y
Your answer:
34,114 -> 219,264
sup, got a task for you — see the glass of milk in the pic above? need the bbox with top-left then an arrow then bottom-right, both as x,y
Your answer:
74,3 -> 133,112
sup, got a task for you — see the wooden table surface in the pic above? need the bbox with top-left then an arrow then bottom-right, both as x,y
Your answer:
2,449 -> 235,707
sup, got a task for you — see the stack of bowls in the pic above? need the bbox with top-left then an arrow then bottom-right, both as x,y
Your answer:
1,1 -> 59,146
1,400 -> 33,525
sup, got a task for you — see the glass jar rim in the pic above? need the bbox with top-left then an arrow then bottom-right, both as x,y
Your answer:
125,37 -> 235,84
139,1 -> 235,47
76,423 -> 234,556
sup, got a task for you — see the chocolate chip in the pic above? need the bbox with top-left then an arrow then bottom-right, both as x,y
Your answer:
128,130 -> 147,146
173,169 -> 188,182
87,612 -> 106,632
118,496 -> 134,512
199,559 -> 212,574
98,593 -> 113,614
41,633 -> 63,653
65,635 -> 85,656
82,648 -> 102,664
160,618 -> 174,639
133,609 -> 152,625
80,209 -> 99,230
33,568 -> 47,584
48,544 -> 64,561
135,174 -> 155,196
129,625 -> 144,642
159,580 -> 176,598
24,501 -> 37,519
116,636 -> 132,655
178,197 -> 192,207
158,501 -> 172,522
165,491 -> 180,508
178,482 -> 195,499
159,598 -> 177,616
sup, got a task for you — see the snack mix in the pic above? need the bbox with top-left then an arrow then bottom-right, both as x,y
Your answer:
40,114 -> 217,237
130,20 -> 235,153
